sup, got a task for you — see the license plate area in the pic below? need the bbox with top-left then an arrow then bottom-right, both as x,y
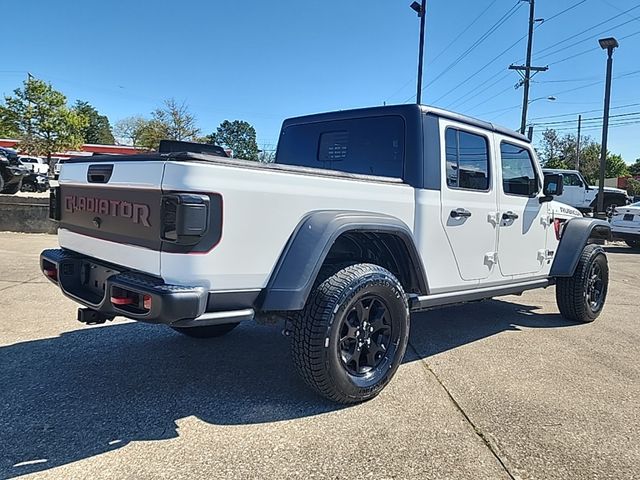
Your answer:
623,214 -> 635,221
80,261 -> 119,299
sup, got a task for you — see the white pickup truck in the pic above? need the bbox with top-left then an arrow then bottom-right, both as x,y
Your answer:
42,105 -> 611,403
542,168 -> 630,215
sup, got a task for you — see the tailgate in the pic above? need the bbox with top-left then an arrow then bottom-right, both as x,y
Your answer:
56,159 -> 166,275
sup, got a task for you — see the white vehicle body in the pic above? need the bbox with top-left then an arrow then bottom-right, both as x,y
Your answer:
41,104 -> 612,403
19,156 -> 49,175
610,201 -> 640,245
56,114 -> 582,298
542,168 -> 630,213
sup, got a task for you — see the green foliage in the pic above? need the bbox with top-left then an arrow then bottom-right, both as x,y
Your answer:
73,100 -> 115,144
626,177 -> 640,196
113,116 -> 150,148
1,79 -> 87,161
536,127 -> 627,184
629,158 -> 640,176
207,120 -> 259,161
115,99 -> 200,150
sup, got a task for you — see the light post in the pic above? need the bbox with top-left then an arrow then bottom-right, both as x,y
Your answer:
410,1 -> 427,104
597,37 -> 618,217
525,96 -> 556,139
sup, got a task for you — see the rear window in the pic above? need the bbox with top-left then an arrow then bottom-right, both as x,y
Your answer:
275,116 -> 405,178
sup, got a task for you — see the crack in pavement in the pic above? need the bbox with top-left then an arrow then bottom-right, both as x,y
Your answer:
408,341 -> 518,480
0,276 -> 46,292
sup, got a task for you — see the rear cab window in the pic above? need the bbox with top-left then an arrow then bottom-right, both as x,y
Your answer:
275,116 -> 405,178
444,127 -> 490,191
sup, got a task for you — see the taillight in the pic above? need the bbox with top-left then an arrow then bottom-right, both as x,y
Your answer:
161,194 -> 210,245
44,267 -> 58,281
553,218 -> 566,240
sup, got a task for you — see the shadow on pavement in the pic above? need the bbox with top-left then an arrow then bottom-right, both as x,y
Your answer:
1,299 -> 576,477
605,245 -> 639,255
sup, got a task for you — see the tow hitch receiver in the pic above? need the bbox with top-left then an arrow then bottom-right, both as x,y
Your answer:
77,308 -> 113,325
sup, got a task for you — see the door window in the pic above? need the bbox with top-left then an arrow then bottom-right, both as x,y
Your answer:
500,142 -> 539,197
445,128 -> 490,190
563,173 -> 583,187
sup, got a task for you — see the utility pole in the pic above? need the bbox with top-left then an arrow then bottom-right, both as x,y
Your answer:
576,114 -> 582,170
411,0 -> 427,104
527,125 -> 534,141
509,0 -> 548,134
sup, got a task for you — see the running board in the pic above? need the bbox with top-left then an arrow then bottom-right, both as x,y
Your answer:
410,279 -> 552,312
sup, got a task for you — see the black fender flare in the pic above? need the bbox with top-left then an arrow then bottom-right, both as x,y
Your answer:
259,210 -> 428,311
550,217 -> 611,277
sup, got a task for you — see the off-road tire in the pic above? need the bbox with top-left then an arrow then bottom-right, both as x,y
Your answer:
2,179 -> 21,194
625,240 -> 640,250
556,244 -> 608,323
292,263 -> 410,404
171,323 -> 239,338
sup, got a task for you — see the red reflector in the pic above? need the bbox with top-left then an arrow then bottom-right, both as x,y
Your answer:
553,218 -> 565,241
111,296 -> 134,305
143,294 -> 152,310
44,268 -> 58,280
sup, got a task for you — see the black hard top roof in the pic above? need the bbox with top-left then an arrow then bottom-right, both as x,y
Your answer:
281,104 -> 530,144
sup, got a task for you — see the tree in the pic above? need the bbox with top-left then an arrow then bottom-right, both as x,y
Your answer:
626,177 -> 640,197
629,158 -> 640,176
73,100 -> 115,144
151,99 -> 200,142
207,120 -> 259,161
1,79 -> 87,163
604,153 -> 628,178
114,116 -> 150,147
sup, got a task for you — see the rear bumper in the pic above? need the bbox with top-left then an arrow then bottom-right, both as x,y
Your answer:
40,249 -> 254,325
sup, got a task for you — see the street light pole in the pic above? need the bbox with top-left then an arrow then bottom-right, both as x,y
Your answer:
597,37 -> 619,216
576,114 -> 582,170
411,0 -> 427,104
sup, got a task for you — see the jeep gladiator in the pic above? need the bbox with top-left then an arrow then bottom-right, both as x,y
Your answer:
42,105 -> 611,403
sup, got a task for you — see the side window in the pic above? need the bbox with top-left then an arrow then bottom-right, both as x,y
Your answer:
500,142 -> 539,197
445,128 -> 490,191
563,174 -> 583,187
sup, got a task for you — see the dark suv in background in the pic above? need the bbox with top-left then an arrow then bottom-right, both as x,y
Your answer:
0,147 -> 29,194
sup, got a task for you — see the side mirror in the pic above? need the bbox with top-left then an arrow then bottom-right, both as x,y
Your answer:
541,173 -> 563,203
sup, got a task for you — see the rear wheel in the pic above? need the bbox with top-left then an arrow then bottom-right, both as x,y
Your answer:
171,323 -> 239,338
625,240 -> 640,250
556,244 -> 608,323
292,263 -> 409,404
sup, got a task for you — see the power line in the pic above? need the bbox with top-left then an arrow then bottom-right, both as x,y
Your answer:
530,102 -> 640,121
533,111 -> 640,127
448,71 -> 511,110
429,0 -> 500,65
407,1 -> 522,102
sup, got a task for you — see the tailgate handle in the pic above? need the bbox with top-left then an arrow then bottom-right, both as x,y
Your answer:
87,164 -> 114,183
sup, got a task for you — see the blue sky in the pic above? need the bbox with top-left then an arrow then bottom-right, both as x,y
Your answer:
3,0 -> 639,161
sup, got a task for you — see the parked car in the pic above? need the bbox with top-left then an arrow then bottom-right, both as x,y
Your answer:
18,156 -> 50,175
20,172 -> 50,193
542,168 -> 630,215
0,147 -> 29,194
610,201 -> 640,249
41,104 -> 611,403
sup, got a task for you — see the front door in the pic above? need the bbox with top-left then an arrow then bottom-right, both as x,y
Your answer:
497,140 -> 549,276
439,122 -> 498,281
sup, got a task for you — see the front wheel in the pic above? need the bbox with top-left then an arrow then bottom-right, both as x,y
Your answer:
556,244 -> 608,323
171,323 -> 239,338
292,263 -> 410,404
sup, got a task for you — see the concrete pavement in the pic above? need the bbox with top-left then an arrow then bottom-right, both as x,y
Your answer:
0,232 -> 638,479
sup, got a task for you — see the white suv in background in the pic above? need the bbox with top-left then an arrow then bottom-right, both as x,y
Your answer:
18,156 -> 49,175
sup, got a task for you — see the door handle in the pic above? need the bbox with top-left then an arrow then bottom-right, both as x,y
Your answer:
502,211 -> 519,221
450,208 -> 472,219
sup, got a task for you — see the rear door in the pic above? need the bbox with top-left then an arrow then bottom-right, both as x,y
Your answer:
439,121 -> 498,281
57,159 -> 166,275
561,172 -> 587,208
496,139 -> 549,276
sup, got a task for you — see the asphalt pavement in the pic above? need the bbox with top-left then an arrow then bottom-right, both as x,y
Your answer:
0,232 -> 638,479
